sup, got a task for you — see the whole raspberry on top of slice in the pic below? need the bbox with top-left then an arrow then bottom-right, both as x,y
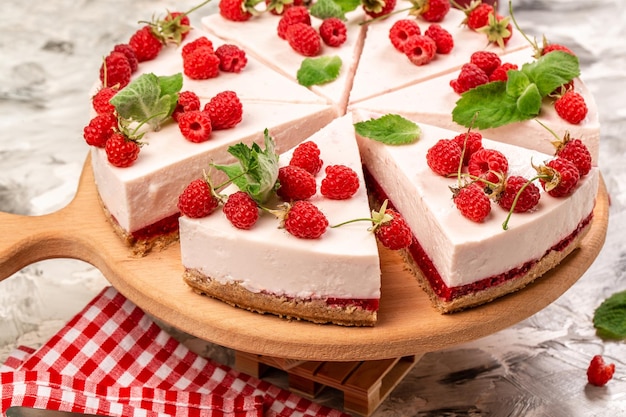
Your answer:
553,133 -> 592,177
266,0 -> 304,15
219,0 -> 261,22
497,175 -> 541,213
452,131 -> 483,165
389,19 -> 421,53
223,191 -> 259,229
215,44 -> 248,72
178,110 -> 213,143
403,35 -> 437,66
554,89 -> 588,125
476,13 -> 513,48
286,23 -> 322,57
289,141 -> 323,175
99,51 -> 132,89
413,0 -> 451,23
536,157 -> 580,198
452,183 -> 491,223
183,47 -> 221,80
587,355 -> 615,387
162,11 -> 191,43
462,2 -> 494,31
371,204 -> 412,250
182,36 -> 215,59
468,148 -> 509,184
283,200 -> 329,239
469,51 -> 501,77
172,91 -> 201,122
426,138 -> 462,176
277,6 -> 311,40
83,113 -> 118,148
319,18 -> 348,47
424,24 -> 454,54
320,165 -> 360,200
129,26 -> 164,62
92,86 -> 118,115
105,132 -> 141,168
204,90 -> 243,130
362,0 -> 397,19
450,63 -> 489,94
112,44 -> 139,73
489,62 -> 518,82
178,178 -> 221,218
277,165 -> 317,201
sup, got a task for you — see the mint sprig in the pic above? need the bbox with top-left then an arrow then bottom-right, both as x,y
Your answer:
297,56 -> 342,87
452,51 -> 580,129
354,114 -> 421,145
110,72 -> 182,130
309,0 -> 360,19
213,129 -> 279,204
593,290 -> 626,340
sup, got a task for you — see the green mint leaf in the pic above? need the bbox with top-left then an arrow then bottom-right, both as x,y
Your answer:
354,114 -> 421,145
335,0 -> 361,12
516,83 -> 542,116
110,72 -> 182,130
593,290 -> 626,339
505,70 -> 531,97
521,51 -> 580,97
309,0 -> 346,20
297,56 -> 342,87
212,130 -> 279,203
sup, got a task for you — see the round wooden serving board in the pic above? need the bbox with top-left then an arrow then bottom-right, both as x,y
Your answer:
0,156 -> 609,361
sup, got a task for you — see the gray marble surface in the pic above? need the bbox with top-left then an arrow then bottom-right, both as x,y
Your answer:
1,0 -> 625,416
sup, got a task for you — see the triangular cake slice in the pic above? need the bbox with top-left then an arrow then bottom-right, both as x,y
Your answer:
348,6 -> 529,105
353,109 -> 599,313
179,113 -> 381,326
201,8 -> 367,111
351,47 -> 601,164
90,28 -> 337,255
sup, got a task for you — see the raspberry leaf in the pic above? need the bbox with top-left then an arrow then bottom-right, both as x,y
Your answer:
354,114 -> 421,145
452,82 -> 524,129
522,51 -> 580,96
110,73 -> 182,130
516,83 -> 542,116
593,290 -> 626,340
297,56 -> 343,87
310,0 -> 348,19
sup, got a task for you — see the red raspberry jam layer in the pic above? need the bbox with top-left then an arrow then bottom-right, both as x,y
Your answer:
363,167 -> 593,302
112,212 -> 180,242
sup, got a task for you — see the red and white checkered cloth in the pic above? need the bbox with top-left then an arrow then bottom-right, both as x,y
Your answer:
1,286 -> 350,417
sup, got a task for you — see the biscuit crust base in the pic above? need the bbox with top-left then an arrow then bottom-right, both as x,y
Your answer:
183,269 -> 378,327
403,220 -> 593,314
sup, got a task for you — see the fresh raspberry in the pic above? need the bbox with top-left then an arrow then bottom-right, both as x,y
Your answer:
374,209 -> 412,250
477,14 -> 513,48
204,91 -> 243,130
105,132 -> 140,168
83,113 -> 118,148
319,18 -> 347,47
266,0 -> 304,15
587,355 -> 615,387
320,165 -> 360,200
468,148 -> 509,184
464,3 -> 494,31
424,24 -> 454,54
419,0 -> 451,23
426,139 -> 462,176
112,44 -> 139,72
453,184 -> 491,223
450,63 -> 489,94
489,62 -> 518,82
538,157 -> 580,197
182,37 -> 215,59
223,191 -> 259,229
92,86 -> 118,115
389,19 -> 421,53
99,51 -> 132,89
363,0 -> 397,19
542,42 -> 574,57
163,11 -> 191,42
215,44 -> 248,72
284,200 -> 328,239
183,47 -> 221,80
403,35 -> 437,66
452,131 -> 483,165
277,165 -> 317,201
554,90 -> 588,124
555,134 -> 592,177
219,0 -> 255,22
277,6 -> 311,40
286,23 -> 322,57
129,26 -> 163,62
497,176 -> 540,213
172,90 -> 201,122
469,51 -> 501,77
178,110 -> 213,143
177,178 -> 220,218
290,141 -> 323,175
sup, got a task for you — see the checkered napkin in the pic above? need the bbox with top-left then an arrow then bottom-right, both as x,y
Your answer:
1,286 -> 350,417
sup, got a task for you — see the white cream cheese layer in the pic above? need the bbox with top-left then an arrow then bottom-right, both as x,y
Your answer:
353,109 -> 599,289
179,113 -> 381,300
351,47 -> 601,164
